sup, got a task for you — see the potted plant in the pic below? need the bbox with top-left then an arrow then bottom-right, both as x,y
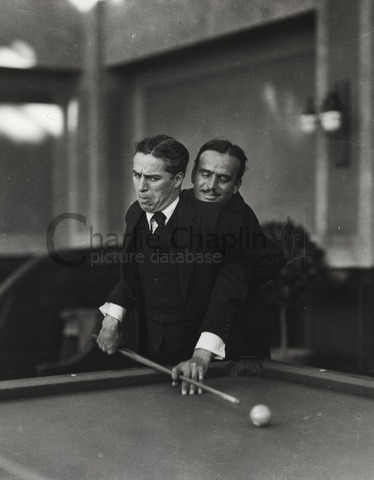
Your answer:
260,219 -> 326,360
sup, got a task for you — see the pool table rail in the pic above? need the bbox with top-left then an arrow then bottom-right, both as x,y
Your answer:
263,360 -> 374,399
0,360 -> 374,401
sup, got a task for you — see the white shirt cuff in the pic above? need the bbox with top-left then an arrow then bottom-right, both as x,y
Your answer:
195,332 -> 225,359
99,302 -> 126,322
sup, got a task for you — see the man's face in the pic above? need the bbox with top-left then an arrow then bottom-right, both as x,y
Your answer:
133,153 -> 183,213
192,150 -> 241,204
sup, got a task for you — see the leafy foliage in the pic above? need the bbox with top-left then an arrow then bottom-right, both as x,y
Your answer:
260,221 -> 326,308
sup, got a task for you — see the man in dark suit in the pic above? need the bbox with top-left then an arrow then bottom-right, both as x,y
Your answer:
98,135 -> 282,394
171,138 -> 283,389
191,138 -> 281,290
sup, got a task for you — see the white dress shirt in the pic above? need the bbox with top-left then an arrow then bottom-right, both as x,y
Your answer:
99,195 -> 225,359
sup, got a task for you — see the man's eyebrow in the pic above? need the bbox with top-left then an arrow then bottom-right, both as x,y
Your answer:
132,169 -> 161,179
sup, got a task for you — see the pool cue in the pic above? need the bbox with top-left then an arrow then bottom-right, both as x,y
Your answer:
92,335 -> 240,405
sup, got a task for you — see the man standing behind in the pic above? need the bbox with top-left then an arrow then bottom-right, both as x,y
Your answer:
171,139 -> 284,387
191,138 -> 281,289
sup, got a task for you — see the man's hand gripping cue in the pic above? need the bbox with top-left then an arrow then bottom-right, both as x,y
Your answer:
97,314 -> 123,355
171,348 -> 213,395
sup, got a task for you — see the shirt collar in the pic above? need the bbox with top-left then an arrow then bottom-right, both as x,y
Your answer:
145,196 -> 179,228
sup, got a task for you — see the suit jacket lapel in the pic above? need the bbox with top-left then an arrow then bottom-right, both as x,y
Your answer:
123,202 -> 144,252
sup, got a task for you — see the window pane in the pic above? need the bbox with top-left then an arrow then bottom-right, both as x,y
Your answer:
0,103 -> 63,238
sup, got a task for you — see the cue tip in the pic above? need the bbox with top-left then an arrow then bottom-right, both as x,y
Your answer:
225,394 -> 240,405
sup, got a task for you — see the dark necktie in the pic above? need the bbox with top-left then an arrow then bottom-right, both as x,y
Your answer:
151,211 -> 166,234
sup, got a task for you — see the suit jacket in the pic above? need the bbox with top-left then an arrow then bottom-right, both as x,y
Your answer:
227,192 -> 285,290
108,189 -> 259,354
224,191 -> 286,358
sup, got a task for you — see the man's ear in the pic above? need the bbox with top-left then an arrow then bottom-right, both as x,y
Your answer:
233,177 -> 242,194
191,169 -> 196,184
174,172 -> 184,188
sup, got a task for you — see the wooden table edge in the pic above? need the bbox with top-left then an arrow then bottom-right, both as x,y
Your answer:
263,360 -> 374,399
0,360 -> 373,401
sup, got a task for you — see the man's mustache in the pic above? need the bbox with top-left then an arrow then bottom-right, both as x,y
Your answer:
202,189 -> 219,195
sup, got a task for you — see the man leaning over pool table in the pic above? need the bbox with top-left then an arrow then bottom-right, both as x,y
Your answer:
97,135 -> 283,395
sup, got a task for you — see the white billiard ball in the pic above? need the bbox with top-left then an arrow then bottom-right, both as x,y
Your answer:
250,404 -> 272,427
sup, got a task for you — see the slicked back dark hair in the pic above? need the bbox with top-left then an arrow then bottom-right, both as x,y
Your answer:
135,134 -> 189,176
193,138 -> 248,182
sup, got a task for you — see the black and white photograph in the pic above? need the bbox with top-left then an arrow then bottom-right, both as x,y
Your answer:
0,0 -> 373,478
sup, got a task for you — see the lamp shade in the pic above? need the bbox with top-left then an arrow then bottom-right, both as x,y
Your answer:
300,96 -> 318,134
320,91 -> 343,132
320,110 -> 342,132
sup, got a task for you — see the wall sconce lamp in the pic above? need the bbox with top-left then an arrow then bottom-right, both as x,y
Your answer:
300,82 -> 350,167
300,96 -> 318,134
320,91 -> 344,133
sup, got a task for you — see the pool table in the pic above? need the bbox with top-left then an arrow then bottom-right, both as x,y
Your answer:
1,361 -> 374,480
